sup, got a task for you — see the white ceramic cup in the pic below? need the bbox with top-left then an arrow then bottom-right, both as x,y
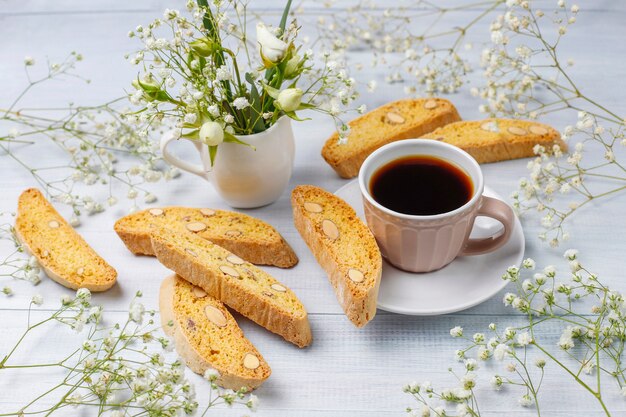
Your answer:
359,139 -> 515,273
160,116 -> 295,208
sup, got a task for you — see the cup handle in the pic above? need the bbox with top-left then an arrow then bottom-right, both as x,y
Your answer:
160,131 -> 210,180
460,196 -> 515,256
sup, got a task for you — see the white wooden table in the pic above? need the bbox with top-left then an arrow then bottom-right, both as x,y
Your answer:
1,1 -> 625,415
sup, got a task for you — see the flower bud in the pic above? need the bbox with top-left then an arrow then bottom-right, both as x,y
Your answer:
199,121 -> 224,146
276,88 -> 303,112
190,38 -> 217,57
256,23 -> 287,64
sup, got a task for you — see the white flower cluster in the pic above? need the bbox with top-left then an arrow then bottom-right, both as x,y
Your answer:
127,1 -> 359,154
2,288 -> 258,415
406,249 -> 626,415
1,52 -> 179,219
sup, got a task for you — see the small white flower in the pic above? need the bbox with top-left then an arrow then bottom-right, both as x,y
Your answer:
129,302 -> 145,324
491,375 -> 503,390
519,394 -> 533,407
199,121 -> 224,146
31,294 -> 43,306
60,294 -> 72,305
223,114 -> 235,124
76,288 -> 91,301
494,343 -> 510,360
233,97 -> 250,110
247,394 -> 259,411
517,332 -> 532,346
215,65 -> 232,81
24,56 -> 35,66
184,112 -> 197,124
450,326 -> 463,337
204,368 -> 220,381
564,249 -> 579,260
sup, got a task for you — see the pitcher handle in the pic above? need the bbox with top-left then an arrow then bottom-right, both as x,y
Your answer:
160,131 -> 210,180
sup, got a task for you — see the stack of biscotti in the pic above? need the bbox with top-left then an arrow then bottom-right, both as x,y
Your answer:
422,119 -> 566,163
115,207 -> 297,268
151,227 -> 312,348
15,189 -> 117,291
291,185 -> 382,328
160,275 -> 271,390
322,98 -> 461,178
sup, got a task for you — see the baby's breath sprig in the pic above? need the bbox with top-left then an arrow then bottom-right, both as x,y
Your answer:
128,0 -> 360,161
314,0 -> 505,96
405,250 -> 625,416
0,289 -> 258,416
0,213 -> 42,295
1,52 -> 180,221
477,0 -> 626,245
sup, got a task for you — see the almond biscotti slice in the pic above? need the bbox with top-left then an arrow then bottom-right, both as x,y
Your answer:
14,188 -> 117,291
160,275 -> 271,390
322,98 -> 461,178
114,207 -> 297,268
151,227 -> 312,348
422,119 -> 566,163
291,185 -> 382,328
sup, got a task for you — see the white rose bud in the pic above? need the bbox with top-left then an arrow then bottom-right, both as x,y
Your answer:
276,88 -> 303,112
199,121 -> 224,146
256,23 -> 287,63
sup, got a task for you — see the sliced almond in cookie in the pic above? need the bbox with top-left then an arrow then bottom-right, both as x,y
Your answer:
384,111 -> 405,125
185,248 -> 198,257
192,286 -> 207,298
225,230 -> 242,238
160,275 -> 270,390
529,125 -> 549,135
322,219 -> 340,240
204,305 -> 227,327
186,222 -> 207,232
507,126 -> 528,136
243,353 -> 260,370
304,202 -> 323,213
270,283 -> 287,292
48,220 -> 60,229
226,254 -> 245,265
423,99 -> 438,109
149,208 -> 164,216
348,268 -> 365,283
219,265 -> 240,278
199,208 -> 216,217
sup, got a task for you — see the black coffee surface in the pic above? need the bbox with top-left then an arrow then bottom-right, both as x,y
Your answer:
370,155 -> 473,215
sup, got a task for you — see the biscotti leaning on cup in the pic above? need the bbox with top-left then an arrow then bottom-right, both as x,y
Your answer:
321,98 -> 461,178
151,227 -> 312,348
160,275 -> 271,390
291,185 -> 382,328
14,188 -> 117,291
114,206 -> 298,268
422,119 -> 566,163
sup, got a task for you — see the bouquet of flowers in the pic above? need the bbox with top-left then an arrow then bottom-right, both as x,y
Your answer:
128,0 -> 359,164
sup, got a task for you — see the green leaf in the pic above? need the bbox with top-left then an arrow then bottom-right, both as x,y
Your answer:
279,0 -> 294,32
261,83 -> 281,99
297,102 -> 316,110
182,129 -> 200,139
246,74 -> 266,133
284,111 -> 309,122
224,131 -> 255,150
208,145 -> 217,165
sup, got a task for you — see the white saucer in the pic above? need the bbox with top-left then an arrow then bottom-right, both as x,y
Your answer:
335,180 -> 524,315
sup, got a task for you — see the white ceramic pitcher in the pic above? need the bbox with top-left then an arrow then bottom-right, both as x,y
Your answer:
160,116 -> 295,208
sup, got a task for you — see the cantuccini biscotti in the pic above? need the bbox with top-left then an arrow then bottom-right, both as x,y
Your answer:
115,207 -> 297,268
14,188 -> 117,291
160,275 -> 271,390
151,227 -> 312,348
291,185 -> 382,328
322,98 -> 461,178
422,119 -> 566,163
